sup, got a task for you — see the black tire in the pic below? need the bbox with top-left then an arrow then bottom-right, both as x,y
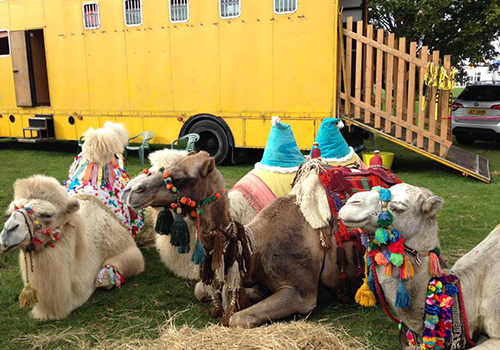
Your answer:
188,119 -> 229,165
456,135 -> 475,145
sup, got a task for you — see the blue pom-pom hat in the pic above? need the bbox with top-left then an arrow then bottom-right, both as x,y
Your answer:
310,118 -> 356,162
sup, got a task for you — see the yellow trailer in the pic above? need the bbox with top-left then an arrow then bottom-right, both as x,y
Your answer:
0,0 -> 351,163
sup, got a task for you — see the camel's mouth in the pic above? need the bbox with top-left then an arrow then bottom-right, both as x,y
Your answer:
0,233 -> 27,253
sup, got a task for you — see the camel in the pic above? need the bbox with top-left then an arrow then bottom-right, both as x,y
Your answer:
338,183 -> 500,349
0,175 -> 145,320
125,151 -> 376,327
67,122 -> 144,236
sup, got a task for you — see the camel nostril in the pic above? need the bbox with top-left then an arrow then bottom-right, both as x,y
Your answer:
10,224 -> 19,232
348,199 -> 362,206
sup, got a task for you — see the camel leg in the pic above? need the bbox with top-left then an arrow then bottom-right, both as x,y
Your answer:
245,285 -> 270,304
472,338 -> 500,349
102,246 -> 145,277
228,287 -> 316,328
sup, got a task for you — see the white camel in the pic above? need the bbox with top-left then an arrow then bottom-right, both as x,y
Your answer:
339,183 -> 500,349
0,175 -> 145,320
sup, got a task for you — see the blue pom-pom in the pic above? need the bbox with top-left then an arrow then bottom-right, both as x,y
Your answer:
445,284 -> 458,297
395,280 -> 411,308
390,229 -> 400,242
425,304 -> 440,315
379,188 -> 391,202
191,240 -> 206,265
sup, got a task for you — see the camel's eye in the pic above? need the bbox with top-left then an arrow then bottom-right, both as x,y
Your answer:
40,213 -> 54,219
389,202 -> 407,214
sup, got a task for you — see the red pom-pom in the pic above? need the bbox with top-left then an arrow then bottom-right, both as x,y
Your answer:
388,239 -> 404,254
180,197 -> 187,204
190,201 -> 196,207
215,192 -> 221,199
171,203 -> 178,209
166,183 -> 173,190
163,172 -> 171,178
191,210 -> 197,217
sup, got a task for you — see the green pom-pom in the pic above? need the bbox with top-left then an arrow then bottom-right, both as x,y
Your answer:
369,241 -> 379,251
191,240 -> 206,265
377,211 -> 393,227
390,253 -> 404,267
170,214 -> 190,248
375,228 -> 388,244
155,207 -> 174,235
432,247 -> 441,257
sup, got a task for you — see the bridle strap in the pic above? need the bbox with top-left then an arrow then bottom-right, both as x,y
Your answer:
457,280 -> 475,347
369,254 -> 400,324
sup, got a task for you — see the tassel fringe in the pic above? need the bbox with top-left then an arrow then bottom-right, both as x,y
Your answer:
394,279 -> 410,308
19,282 -> 38,309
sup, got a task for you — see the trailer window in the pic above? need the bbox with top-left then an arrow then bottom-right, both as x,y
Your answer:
0,30 -> 9,56
170,0 -> 189,23
274,0 -> 297,14
124,0 -> 143,26
83,2 -> 101,30
220,0 -> 241,18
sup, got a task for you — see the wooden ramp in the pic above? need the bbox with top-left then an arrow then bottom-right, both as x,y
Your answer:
338,16 -> 491,183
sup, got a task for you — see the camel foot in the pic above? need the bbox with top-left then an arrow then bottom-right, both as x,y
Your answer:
228,312 -> 259,328
194,281 -> 211,302
95,265 -> 125,289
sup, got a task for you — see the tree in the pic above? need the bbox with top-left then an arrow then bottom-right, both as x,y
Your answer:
368,0 -> 500,81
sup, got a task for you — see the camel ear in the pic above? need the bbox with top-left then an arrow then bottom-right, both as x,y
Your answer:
200,157 -> 215,178
421,196 -> 443,217
66,199 -> 80,214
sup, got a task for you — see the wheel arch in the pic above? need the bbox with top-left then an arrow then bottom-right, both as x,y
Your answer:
179,114 -> 235,148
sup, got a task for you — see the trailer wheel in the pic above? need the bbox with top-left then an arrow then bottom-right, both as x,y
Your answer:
189,120 -> 229,165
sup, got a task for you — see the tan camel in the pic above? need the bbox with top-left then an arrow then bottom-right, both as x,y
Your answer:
339,183 -> 500,349
125,151 -> 365,327
0,175 -> 145,320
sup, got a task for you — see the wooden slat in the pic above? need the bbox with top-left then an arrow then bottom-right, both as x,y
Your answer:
364,24 -> 374,124
354,21 -> 363,119
374,29 -> 384,128
406,41 -> 417,143
340,92 -> 452,147
440,55 -> 452,156
428,50 -> 440,153
346,17 -> 353,112
395,37 -> 405,138
417,46 -> 428,148
343,28 -> 428,68
384,33 -> 395,133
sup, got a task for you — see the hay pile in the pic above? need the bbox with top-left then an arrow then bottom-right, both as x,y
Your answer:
95,320 -> 374,350
133,208 -> 158,248
17,318 -> 376,350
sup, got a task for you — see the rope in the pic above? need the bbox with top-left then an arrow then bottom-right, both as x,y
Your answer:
457,280 -> 475,347
369,254 -> 400,324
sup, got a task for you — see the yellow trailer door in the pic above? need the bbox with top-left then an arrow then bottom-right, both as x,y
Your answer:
10,31 -> 32,107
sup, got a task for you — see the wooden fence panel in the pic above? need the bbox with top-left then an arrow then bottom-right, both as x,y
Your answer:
428,50 -> 440,153
374,29 -> 384,128
364,24 -> 374,124
384,33 -> 395,133
395,37 -> 406,138
354,21 -> 363,119
406,41 -> 417,143
417,46 -> 428,148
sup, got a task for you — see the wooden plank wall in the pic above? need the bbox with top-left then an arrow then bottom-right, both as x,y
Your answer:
339,17 -> 454,157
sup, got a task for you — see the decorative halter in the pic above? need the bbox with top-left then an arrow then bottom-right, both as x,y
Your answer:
12,204 -> 63,310
355,187 -> 474,350
13,204 -> 61,252
142,168 -> 226,265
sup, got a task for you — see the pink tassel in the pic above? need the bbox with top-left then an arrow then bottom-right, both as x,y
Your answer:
429,252 -> 442,277
400,255 -> 414,280
91,163 -> 99,186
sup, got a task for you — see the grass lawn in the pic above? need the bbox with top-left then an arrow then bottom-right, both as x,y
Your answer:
1,137 -> 500,349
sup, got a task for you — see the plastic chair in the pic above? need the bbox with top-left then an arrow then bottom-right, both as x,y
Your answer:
77,135 -> 85,154
171,133 -> 200,152
126,131 -> 154,167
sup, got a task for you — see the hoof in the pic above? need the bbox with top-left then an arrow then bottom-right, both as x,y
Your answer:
228,312 -> 258,328
194,282 -> 211,302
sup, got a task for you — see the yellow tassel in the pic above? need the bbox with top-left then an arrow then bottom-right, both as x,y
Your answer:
355,256 -> 376,307
385,263 -> 393,276
355,278 -> 376,307
19,282 -> 38,309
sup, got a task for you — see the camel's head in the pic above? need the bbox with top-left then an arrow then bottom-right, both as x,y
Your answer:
339,183 -> 443,243
1,176 -> 80,253
121,148 -> 189,208
126,151 -> 222,210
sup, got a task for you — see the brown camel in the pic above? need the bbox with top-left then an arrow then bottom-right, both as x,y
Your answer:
125,152 -> 364,327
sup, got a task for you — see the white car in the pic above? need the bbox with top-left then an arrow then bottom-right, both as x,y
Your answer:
451,82 -> 500,145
